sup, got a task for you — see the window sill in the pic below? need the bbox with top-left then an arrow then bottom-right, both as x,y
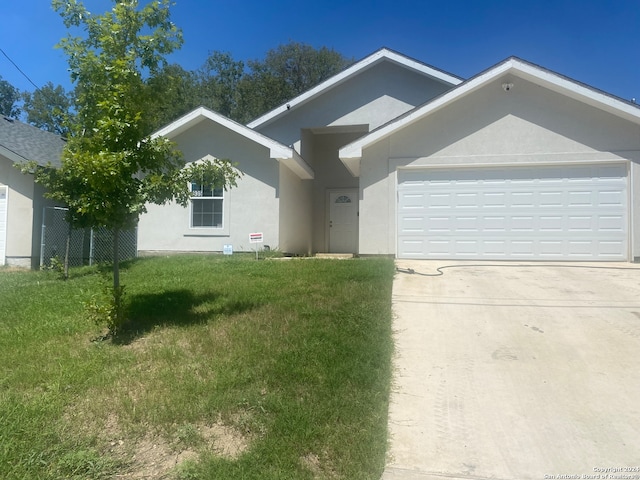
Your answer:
183,228 -> 230,237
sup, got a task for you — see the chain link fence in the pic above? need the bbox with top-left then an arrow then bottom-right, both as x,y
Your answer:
40,207 -> 137,269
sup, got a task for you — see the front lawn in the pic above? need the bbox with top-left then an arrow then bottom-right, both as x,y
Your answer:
0,255 -> 395,479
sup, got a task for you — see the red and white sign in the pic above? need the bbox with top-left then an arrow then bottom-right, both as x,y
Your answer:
249,232 -> 263,244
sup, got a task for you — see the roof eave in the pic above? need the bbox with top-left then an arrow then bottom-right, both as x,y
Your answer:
153,107 -> 315,180
341,155 -> 361,177
511,59 -> 640,124
279,150 -> 314,180
0,144 -> 28,164
247,47 -> 463,130
339,58 -> 640,164
152,108 -> 206,140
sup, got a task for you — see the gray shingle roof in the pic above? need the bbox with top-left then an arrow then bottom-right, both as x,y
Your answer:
0,116 -> 65,167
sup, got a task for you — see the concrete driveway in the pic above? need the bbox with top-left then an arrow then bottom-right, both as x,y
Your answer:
383,261 -> 640,480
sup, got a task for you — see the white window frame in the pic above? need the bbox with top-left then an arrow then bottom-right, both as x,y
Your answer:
190,182 -> 224,229
183,155 -> 232,237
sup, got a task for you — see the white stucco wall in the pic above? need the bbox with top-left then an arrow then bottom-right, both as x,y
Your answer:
278,163 -> 312,255
359,76 -> 640,257
0,156 -> 36,266
358,141 -> 395,255
255,60 -> 454,147
138,119 -> 282,254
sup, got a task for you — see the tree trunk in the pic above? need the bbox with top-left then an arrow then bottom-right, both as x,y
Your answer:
111,227 -> 123,334
64,223 -> 71,280
104,228 -> 128,335
113,228 -> 120,291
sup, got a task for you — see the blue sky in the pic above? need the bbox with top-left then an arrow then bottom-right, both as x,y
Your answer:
1,0 -> 638,102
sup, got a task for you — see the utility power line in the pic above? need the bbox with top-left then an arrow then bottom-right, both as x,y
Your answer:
0,47 -> 40,90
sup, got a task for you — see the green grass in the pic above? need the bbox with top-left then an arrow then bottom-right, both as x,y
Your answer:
0,255 -> 395,479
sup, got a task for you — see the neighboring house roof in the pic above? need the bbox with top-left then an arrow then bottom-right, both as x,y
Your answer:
0,116 -> 65,168
153,106 -> 314,179
339,56 -> 640,176
247,47 -> 464,130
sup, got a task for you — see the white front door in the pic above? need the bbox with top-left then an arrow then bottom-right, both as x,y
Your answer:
328,190 -> 358,253
0,186 -> 7,265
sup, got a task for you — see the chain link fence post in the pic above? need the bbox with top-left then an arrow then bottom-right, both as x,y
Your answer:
41,207 -> 137,269
89,227 -> 137,265
40,207 -> 85,269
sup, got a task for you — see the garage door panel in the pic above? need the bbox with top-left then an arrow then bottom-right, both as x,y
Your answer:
539,216 -> 564,232
598,190 -> 624,206
428,193 -> 451,208
455,192 -> 479,208
512,191 -> 534,207
399,236 -> 629,260
568,240 -> 605,257
511,240 -> 535,256
485,216 -> 507,231
484,192 -> 507,207
401,193 -> 424,209
599,241 -> 626,257
539,191 -> 563,207
427,216 -> 450,232
400,215 -> 425,233
457,216 -> 479,232
539,240 -> 564,256
397,164 -> 628,260
567,216 -> 593,231
484,240 -> 508,254
599,215 -> 624,231
456,239 -> 479,254
567,190 -> 594,206
511,216 -> 535,231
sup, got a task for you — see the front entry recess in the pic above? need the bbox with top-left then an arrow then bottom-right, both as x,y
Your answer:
329,190 -> 358,253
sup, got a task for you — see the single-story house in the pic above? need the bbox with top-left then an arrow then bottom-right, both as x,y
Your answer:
138,48 -> 640,261
0,116 -> 65,267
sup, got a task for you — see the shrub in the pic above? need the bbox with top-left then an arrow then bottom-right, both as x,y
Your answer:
85,285 -> 127,335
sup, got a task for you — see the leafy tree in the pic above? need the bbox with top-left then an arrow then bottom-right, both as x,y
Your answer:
196,51 -> 245,119
145,63 -> 199,133
238,42 -> 353,122
256,42 -> 351,96
22,82 -> 72,136
0,75 -> 21,118
146,43 -> 352,127
23,0 -> 239,335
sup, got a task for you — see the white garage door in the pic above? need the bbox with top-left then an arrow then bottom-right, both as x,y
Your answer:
397,163 -> 628,260
0,186 -> 7,265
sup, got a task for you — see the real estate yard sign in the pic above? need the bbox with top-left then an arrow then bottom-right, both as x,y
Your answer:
250,233 -> 263,259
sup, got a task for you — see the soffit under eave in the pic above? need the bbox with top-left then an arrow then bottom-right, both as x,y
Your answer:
277,150 -> 314,180
339,156 -> 360,177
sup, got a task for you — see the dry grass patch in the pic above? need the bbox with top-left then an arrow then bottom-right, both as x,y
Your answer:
1,256 -> 394,479
300,451 -> 339,479
78,411 -> 251,479
198,421 -> 250,459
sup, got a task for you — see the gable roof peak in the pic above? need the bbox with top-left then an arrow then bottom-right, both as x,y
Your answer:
153,106 -> 314,180
247,47 -> 463,129
153,106 -> 293,159
339,54 -> 640,176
